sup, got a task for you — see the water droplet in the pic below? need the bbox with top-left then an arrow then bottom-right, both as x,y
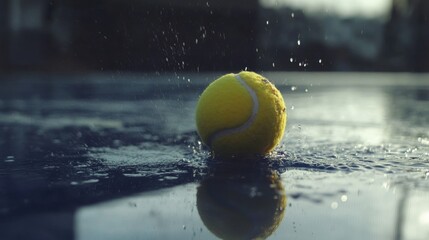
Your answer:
43,165 -> 57,170
266,20 -> 269,25
382,181 -> 390,190
83,179 -> 99,184
331,202 -> 338,209
70,179 -> 99,185
165,57 -> 169,62
418,137 -> 429,145
187,79 -> 190,83
183,225 -> 187,230
289,58 -> 293,62
291,12 -> 295,18
298,62 -> 302,67
195,38 -> 199,44
164,176 -> 179,180
291,86 -> 297,91
249,187 -> 258,198
206,2 -> 210,7
255,48 -> 259,52
318,59 -> 322,64
305,88 -> 308,92
341,195 -> 348,202
272,62 -> 275,67
297,40 -> 301,46
4,156 -> 14,163
291,105 -> 295,110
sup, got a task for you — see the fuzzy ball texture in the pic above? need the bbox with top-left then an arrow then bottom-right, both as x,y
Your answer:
195,71 -> 287,157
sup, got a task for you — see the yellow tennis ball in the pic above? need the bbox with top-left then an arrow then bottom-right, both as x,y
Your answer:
195,71 -> 286,157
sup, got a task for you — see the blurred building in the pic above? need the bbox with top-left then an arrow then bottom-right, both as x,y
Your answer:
383,0 -> 429,72
0,0 -> 428,73
0,0 -> 260,72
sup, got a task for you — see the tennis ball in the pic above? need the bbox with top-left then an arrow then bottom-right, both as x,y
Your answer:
195,71 -> 286,157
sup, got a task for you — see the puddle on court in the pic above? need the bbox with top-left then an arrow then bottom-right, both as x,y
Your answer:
0,72 -> 428,239
75,169 -> 429,240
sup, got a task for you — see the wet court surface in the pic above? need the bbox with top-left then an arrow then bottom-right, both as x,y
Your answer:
0,72 -> 428,240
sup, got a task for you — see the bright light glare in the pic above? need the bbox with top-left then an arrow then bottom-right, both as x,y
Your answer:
420,211 -> 429,225
260,0 -> 392,18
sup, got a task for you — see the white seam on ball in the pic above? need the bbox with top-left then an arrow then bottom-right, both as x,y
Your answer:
207,73 -> 259,147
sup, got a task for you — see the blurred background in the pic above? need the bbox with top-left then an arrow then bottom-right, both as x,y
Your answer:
0,0 -> 428,73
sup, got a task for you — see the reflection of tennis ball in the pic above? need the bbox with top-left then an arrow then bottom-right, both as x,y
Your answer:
195,71 -> 286,157
197,171 -> 286,240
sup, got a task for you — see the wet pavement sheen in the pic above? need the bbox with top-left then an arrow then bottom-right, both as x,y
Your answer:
0,72 -> 428,240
